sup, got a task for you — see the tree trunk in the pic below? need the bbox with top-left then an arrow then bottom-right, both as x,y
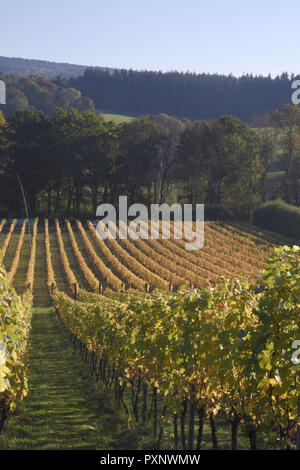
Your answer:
188,400 -> 195,450
54,180 -> 61,215
0,398 -> 9,435
158,405 -> 167,447
134,375 -> 141,423
92,182 -> 99,215
47,185 -> 52,217
142,383 -> 148,425
248,426 -> 257,450
180,400 -> 187,450
231,408 -> 239,450
196,407 -> 205,450
67,182 -> 74,215
209,412 -> 218,449
174,414 -> 178,449
153,387 -> 158,439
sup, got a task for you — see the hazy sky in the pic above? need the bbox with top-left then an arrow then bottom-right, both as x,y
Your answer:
1,0 -> 299,76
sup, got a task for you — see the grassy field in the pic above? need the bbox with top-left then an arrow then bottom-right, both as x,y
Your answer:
102,112 -> 135,123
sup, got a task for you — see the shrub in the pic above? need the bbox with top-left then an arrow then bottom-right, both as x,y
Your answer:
253,199 -> 300,239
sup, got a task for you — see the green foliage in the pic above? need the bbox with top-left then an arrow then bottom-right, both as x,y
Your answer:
267,105 -> 300,205
0,106 -> 277,219
250,245 -> 300,444
253,199 -> 300,239
0,254 -> 32,429
0,73 -> 96,118
0,308 -> 138,450
53,245 -> 300,448
0,57 -> 296,122
0,111 -> 5,126
175,116 -> 263,215
71,68 -> 294,121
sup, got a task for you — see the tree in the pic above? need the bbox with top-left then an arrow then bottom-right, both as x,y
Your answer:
117,117 -> 166,206
6,110 -> 52,213
175,121 -> 210,204
269,104 -> 300,205
175,116 -> 262,216
51,108 -> 101,217
150,114 -> 185,203
210,116 -> 262,216
255,125 -> 278,202
85,121 -> 119,214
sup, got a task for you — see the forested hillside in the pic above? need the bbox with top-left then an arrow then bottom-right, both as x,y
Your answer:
71,68 -> 298,121
0,56 -> 298,121
0,56 -> 112,77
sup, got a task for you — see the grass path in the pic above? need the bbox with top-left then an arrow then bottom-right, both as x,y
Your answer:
0,307 -> 138,450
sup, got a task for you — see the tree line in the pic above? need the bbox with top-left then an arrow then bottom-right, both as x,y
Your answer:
0,104 -> 300,219
71,68 -> 298,121
0,73 -> 96,118
1,67 -> 299,123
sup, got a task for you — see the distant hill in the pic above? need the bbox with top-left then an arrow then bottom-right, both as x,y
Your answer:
1,56 -> 299,121
0,56 -> 114,78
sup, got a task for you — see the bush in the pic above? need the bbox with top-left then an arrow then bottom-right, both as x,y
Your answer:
253,199 -> 300,239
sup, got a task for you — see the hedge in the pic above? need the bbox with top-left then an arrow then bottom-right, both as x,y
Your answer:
253,199 -> 300,239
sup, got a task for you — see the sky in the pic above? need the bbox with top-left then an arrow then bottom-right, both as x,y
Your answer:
1,0 -> 299,77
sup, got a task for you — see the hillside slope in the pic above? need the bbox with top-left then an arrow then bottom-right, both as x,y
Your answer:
0,56 -> 113,78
